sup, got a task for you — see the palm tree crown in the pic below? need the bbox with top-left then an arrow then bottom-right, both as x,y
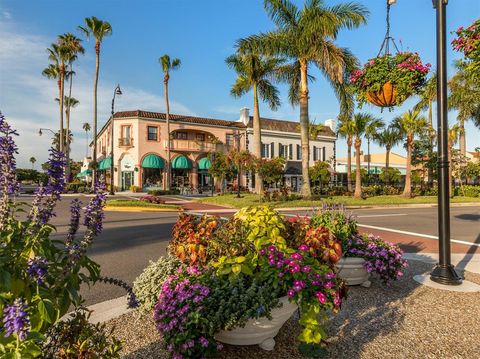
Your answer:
237,0 -> 368,197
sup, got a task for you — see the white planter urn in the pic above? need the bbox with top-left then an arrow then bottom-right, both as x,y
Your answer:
336,257 -> 371,287
215,296 -> 298,351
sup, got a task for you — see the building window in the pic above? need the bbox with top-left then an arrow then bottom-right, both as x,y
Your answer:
196,133 -> 205,142
278,144 -> 293,160
261,143 -> 270,158
147,126 -> 158,141
120,125 -> 132,146
297,144 -> 302,160
312,146 -> 326,161
176,132 -> 188,140
226,134 -> 234,147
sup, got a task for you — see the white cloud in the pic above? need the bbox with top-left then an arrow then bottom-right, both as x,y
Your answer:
2,11 -> 11,19
0,22 -> 195,168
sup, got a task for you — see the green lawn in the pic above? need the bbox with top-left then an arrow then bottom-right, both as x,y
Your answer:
106,199 -> 180,209
195,193 -> 480,209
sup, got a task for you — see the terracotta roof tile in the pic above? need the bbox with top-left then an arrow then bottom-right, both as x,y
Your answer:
114,110 -> 245,129
247,116 -> 335,137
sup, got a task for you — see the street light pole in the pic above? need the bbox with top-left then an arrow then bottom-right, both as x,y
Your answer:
430,0 -> 462,285
233,132 -> 244,198
110,84 -> 122,196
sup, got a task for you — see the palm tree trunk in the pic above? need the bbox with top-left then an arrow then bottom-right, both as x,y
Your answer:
164,78 -> 171,191
59,64 -> 65,154
299,60 -> 311,198
85,130 -> 89,158
347,137 -> 352,192
92,41 -> 100,188
403,134 -> 413,197
385,146 -> 391,185
459,118 -> 466,156
65,63 -> 74,182
354,137 -> 362,198
253,83 -> 263,194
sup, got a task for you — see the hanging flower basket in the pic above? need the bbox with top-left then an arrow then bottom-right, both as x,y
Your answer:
349,52 -> 431,109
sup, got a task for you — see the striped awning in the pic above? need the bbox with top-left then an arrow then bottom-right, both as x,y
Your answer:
142,154 -> 164,169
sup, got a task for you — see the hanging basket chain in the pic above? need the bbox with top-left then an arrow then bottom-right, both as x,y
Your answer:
376,0 -> 400,58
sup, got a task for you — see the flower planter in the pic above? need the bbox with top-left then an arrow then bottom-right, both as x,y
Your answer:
335,257 -> 371,287
215,296 -> 298,351
366,81 -> 398,108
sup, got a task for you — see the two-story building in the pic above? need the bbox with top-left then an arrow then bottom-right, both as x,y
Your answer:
85,109 -> 336,192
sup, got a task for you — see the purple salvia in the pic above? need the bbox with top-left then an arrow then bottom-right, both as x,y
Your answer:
66,199 -> 82,247
2,298 -> 30,340
0,113 -> 19,231
26,257 -> 48,284
83,179 -> 107,238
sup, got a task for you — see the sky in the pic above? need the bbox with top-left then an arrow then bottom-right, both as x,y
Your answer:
0,0 -> 479,168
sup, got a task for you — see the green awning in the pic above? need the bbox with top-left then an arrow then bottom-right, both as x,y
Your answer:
142,154 -> 164,169
198,157 -> 211,170
76,169 -> 92,177
171,155 -> 191,169
98,157 -> 112,171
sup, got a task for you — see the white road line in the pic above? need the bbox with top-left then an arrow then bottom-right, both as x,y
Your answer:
357,223 -> 480,248
357,213 -> 408,218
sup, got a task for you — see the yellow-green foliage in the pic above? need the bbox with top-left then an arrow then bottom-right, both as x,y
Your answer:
234,205 -> 287,250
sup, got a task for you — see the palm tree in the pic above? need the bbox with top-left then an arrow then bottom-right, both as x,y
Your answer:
351,113 -> 382,198
226,53 -> 283,194
337,118 -> 355,192
159,54 -> 181,191
414,73 -> 437,187
365,118 -> 385,180
78,16 -> 112,184
52,130 -> 73,152
449,64 -> 480,155
58,33 -> 84,180
393,110 -> 427,198
374,125 -> 403,184
29,157 -> 36,169
448,124 -> 461,197
56,95 -> 79,179
42,60 -> 63,150
83,122 -> 91,158
237,0 -> 368,197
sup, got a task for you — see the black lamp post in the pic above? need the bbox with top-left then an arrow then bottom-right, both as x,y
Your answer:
429,0 -> 462,285
233,132 -> 244,198
110,84 -> 122,196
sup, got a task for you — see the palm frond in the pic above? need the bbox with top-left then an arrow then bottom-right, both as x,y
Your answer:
258,80 -> 281,111
264,0 -> 299,30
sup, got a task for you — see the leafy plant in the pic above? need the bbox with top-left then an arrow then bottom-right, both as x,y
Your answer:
132,255 -> 184,312
139,195 -> 165,204
452,19 -> 480,80
349,52 -> 431,107
42,309 -> 122,358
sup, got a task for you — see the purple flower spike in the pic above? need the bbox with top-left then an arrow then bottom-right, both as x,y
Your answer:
3,298 -> 30,340
26,257 -> 48,284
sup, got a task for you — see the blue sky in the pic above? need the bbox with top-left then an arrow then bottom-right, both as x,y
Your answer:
0,0 -> 479,168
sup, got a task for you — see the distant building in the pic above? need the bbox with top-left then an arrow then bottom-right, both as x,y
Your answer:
82,109 -> 337,192
336,152 -> 407,175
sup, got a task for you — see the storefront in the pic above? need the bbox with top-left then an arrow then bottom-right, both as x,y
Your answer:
171,155 -> 191,189
197,157 -> 212,190
141,154 -> 164,189
120,154 -> 135,191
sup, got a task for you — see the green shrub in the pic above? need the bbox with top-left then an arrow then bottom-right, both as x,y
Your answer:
457,185 -> 480,197
132,254 -> 184,312
382,185 -> 400,195
147,189 -> 180,196
77,186 -> 86,193
310,205 -> 358,246
361,185 -> 383,197
130,185 -> 140,192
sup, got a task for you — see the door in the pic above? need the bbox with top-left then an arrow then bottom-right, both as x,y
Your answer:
122,171 -> 134,190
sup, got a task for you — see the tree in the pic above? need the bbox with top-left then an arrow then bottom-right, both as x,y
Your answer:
449,63 -> 480,155
159,54 -> 181,191
411,135 -> 437,188
310,161 -> 331,187
374,125 -> 403,184
52,130 -> 73,152
226,53 -> 283,194
209,152 -> 237,193
337,118 -> 355,192
379,167 -> 401,185
29,157 -> 36,170
82,122 -> 91,158
255,157 -> 285,188
393,109 -> 427,198
364,117 -> 384,179
79,16 -> 113,185
58,33 -> 84,180
351,113 -> 382,198
55,96 -> 79,178
448,124 -> 462,196
237,0 -> 368,197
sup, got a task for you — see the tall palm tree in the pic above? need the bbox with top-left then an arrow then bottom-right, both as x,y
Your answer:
226,53 -> 283,194
414,73 -> 437,187
78,16 -> 112,184
351,113 -> 382,198
374,125 -> 403,184
393,109 -> 427,198
159,54 -> 181,191
364,118 -> 385,180
29,157 -> 36,170
449,64 -> 480,155
53,130 -> 73,152
83,122 -> 91,158
337,117 -> 355,192
56,95 -> 79,179
58,33 -> 84,180
237,0 -> 368,197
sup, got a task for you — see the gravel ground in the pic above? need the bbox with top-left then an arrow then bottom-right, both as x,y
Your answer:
105,260 -> 480,359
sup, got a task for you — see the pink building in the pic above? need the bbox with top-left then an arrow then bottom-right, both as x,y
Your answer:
93,110 -> 246,192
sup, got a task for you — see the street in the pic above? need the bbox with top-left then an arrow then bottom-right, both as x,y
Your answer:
18,195 -> 480,306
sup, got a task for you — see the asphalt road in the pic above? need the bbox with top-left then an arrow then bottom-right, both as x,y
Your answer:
16,195 -> 480,306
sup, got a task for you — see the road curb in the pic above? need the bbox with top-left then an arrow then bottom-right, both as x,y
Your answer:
87,295 -> 132,324
104,206 -> 180,212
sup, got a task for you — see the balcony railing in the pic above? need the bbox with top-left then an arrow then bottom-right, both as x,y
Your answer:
119,138 -> 134,147
167,140 -> 220,152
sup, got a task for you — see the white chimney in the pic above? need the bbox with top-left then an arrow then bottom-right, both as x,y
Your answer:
239,107 -> 250,126
324,119 -> 336,132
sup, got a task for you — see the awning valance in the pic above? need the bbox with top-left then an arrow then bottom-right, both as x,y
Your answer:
76,169 -> 92,177
172,155 -> 192,169
98,157 -> 112,171
142,154 -> 164,169
197,157 -> 211,170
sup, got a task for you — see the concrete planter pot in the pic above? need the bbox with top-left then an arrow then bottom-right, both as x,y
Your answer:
215,296 -> 298,351
336,257 -> 371,287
